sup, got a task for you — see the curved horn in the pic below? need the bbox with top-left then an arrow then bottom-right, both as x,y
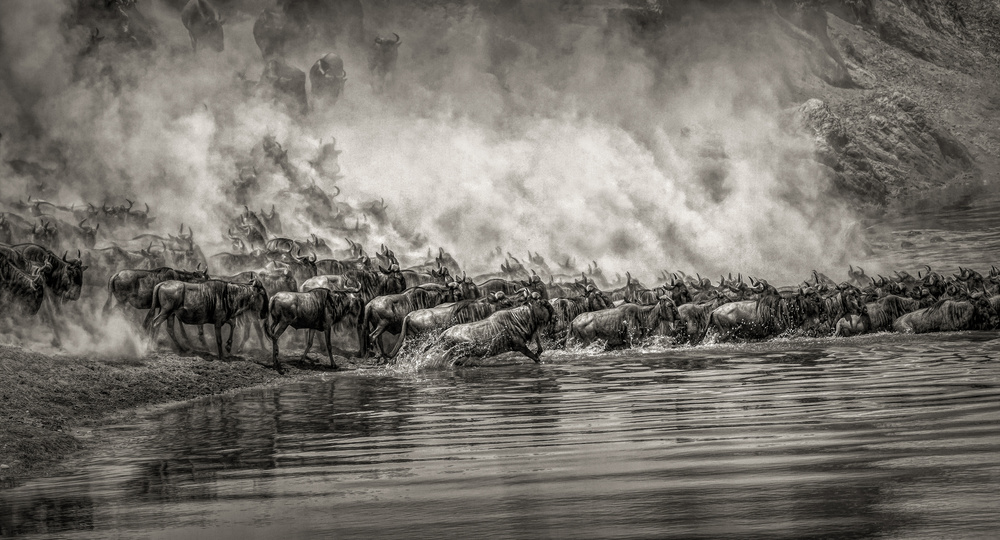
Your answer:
393,32 -> 400,44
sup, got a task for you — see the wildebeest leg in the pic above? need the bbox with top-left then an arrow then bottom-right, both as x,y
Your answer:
40,294 -> 62,348
535,334 -> 544,356
214,323 -> 225,360
324,328 -> 338,369
515,343 -> 540,363
164,316 -> 188,353
270,321 -> 289,373
225,322 -> 237,354
369,321 -> 393,358
197,324 -> 209,351
301,330 -> 315,363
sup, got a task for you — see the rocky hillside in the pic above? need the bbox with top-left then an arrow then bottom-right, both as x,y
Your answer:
620,0 -> 1000,214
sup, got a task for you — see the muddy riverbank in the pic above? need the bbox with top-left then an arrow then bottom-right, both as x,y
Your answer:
0,347 -> 348,485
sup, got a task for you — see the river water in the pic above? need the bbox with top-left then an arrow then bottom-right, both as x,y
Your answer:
4,191 -> 1000,539
3,332 -> 1000,539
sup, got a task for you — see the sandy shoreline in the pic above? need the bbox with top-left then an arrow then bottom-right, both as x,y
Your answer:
0,345 -> 352,487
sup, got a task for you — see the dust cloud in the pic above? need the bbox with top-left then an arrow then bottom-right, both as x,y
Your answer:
0,0 -> 864,288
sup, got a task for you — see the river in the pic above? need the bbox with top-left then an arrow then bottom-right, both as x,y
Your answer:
2,331 -> 1000,539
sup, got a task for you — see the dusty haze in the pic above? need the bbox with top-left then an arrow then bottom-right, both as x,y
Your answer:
0,0 -> 865,285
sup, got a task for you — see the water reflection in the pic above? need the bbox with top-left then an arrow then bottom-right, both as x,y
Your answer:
4,332 -> 1000,538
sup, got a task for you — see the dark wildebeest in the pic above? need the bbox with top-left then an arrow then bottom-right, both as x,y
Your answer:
639,296 -> 681,339
265,287 -> 365,372
253,7 -> 289,59
384,291 -> 520,359
218,266 -> 299,353
834,294 -> 926,337
478,276 -> 547,300
431,295 -> 554,365
369,33 -> 400,93
343,264 -> 407,303
310,53 -> 347,104
180,0 -> 225,52
259,59 -> 308,115
676,292 -> 727,344
145,279 -> 269,360
565,302 -> 650,349
607,272 -> 646,303
701,282 -> 822,342
544,285 -> 613,341
0,259 -> 51,319
316,255 -> 372,276
2,244 -> 87,346
362,281 -> 478,358
893,296 -> 998,334
103,266 -> 211,322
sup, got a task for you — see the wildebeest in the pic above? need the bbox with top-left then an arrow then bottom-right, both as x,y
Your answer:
253,7 -> 289,59
544,286 -> 613,341
103,266 -> 210,318
343,264 -> 406,303
640,296 -> 681,338
565,303 -> 647,349
361,282 -> 474,358
369,33 -> 400,92
145,279 -> 269,359
2,244 -> 87,346
0,259 -> 51,319
892,296 -> 998,334
834,294 -> 926,337
701,283 -> 822,342
180,0 -> 225,52
384,291 -> 519,359
217,266 -> 299,352
310,53 -> 347,104
430,296 -> 554,364
265,287 -> 364,372
259,59 -> 308,115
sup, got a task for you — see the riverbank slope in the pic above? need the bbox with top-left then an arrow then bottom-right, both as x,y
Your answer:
0,347 -> 343,484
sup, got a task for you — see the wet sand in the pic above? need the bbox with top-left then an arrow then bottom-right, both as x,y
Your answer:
0,346 -> 351,485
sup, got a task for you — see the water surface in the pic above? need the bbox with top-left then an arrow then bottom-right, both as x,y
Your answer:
3,332 -> 1000,539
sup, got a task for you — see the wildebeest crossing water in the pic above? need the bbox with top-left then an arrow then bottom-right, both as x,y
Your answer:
4,191 -> 1000,537
2,332 -> 1000,538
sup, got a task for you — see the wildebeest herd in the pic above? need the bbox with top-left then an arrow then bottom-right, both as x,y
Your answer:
3,188 -> 1000,373
4,0 -> 999,372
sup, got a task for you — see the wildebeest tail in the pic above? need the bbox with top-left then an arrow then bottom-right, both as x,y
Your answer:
143,282 -> 164,332
359,302 -> 374,358
102,273 -> 117,316
385,314 -> 410,359
263,297 -> 276,341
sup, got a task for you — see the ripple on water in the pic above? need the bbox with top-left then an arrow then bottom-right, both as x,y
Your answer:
3,332 -> 1000,539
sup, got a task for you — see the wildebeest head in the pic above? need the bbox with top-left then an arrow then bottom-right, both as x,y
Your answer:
311,53 -> 347,100
249,277 -> 269,319
380,263 -> 406,292
586,285 -> 613,311
181,0 -> 225,52
59,251 -> 88,301
448,274 -> 479,301
0,214 -> 12,244
970,289 -> 999,329
370,32 -> 401,78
